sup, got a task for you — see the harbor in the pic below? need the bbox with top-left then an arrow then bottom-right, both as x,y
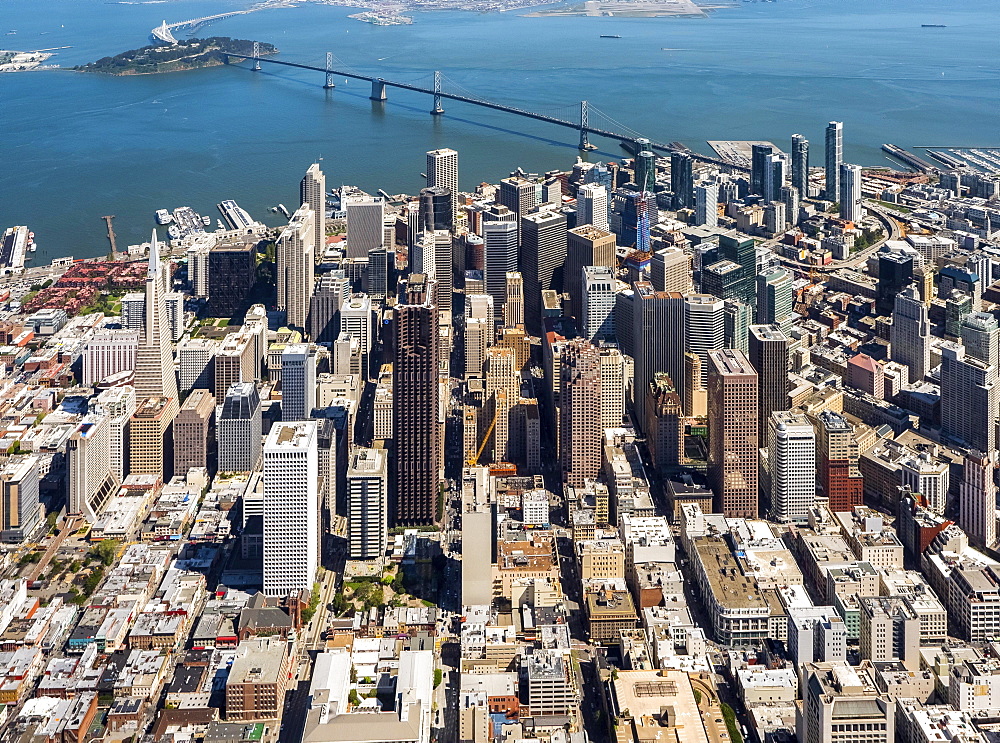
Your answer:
0,226 -> 32,276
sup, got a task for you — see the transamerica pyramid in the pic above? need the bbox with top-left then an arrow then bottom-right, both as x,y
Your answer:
133,230 -> 180,402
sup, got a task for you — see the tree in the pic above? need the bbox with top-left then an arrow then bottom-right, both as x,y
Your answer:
91,539 -> 119,567
433,668 -> 443,688
348,689 -> 361,707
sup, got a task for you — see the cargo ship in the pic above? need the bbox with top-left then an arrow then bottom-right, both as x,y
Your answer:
600,34 -> 622,38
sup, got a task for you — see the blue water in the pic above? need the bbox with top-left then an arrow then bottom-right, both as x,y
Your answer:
1,0 -> 997,260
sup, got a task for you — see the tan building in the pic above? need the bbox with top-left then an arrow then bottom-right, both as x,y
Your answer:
645,372 -> 683,471
585,588 -> 639,643
707,349 -> 758,518
610,669 -> 709,743
276,204 -> 316,332
560,340 -> 603,487
214,330 -> 257,401
173,389 -> 215,476
565,225 -> 616,321
225,636 -> 292,721
129,396 -> 178,481
577,539 -> 625,581
494,535 -> 560,599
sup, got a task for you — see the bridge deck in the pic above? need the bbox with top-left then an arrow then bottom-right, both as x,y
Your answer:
225,53 -> 744,171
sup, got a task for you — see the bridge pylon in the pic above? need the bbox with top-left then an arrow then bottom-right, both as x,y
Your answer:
370,78 -> 387,101
431,70 -> 444,115
579,100 -> 597,151
252,41 -> 261,71
324,52 -> 336,89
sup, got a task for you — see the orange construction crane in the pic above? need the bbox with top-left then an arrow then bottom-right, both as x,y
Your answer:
466,403 -> 500,467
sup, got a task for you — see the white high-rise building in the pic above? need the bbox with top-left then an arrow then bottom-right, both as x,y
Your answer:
426,148 -> 459,201
960,450 -> 997,548
263,421 -> 319,597
684,294 -> 726,387
483,221 -> 519,310
825,121 -> 843,202
345,197 -> 385,259
694,181 -> 719,227
465,294 -> 494,381
768,411 -> 816,524
839,163 -> 863,223
347,447 -> 388,560
176,337 -> 218,392
120,292 -> 145,330
598,346 -> 626,429
217,382 -> 262,472
83,328 -> 138,386
187,241 -> 211,298
899,451 -> 950,516
281,344 -> 318,421
164,292 -> 184,342
576,183 -> 609,232
66,412 -> 119,522
582,265 -> 615,343
340,293 -> 373,376
301,163 -> 326,256
97,385 -> 135,482
276,204 -> 316,332
891,286 -> 931,382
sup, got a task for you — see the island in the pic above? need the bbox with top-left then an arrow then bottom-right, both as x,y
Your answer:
74,37 -> 277,75
0,49 -> 56,72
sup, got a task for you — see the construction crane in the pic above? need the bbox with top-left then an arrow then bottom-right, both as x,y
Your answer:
466,404 -> 500,467
102,215 -> 117,256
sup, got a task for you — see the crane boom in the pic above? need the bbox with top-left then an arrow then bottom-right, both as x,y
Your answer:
467,403 -> 500,467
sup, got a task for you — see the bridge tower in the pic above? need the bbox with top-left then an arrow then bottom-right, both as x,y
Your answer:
370,78 -> 387,101
252,41 -> 261,71
324,52 -> 336,89
431,70 -> 444,115
579,100 -> 597,151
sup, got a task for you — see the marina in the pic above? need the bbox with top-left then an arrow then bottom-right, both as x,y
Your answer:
165,206 -> 208,240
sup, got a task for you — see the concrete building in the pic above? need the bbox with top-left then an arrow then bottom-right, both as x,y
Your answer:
281,344 -> 318,421
83,328 -> 138,386
768,411 -> 816,524
940,340 -> 998,453
694,180 -> 719,227
129,396 -> 175,480
301,163 -> 326,257
846,353 -> 884,399
347,447 -> 388,561
858,596 -> 921,671
649,245 -> 692,295
815,410 -> 864,513
520,210 -> 567,335
960,451 -> 997,548
560,341 -> 603,488
308,271 -> 350,344
426,148 -> 458,208
801,662 -> 894,743
632,283 -> 685,423
708,349 -> 759,518
575,183 -> 609,232
263,421 -> 319,597
582,265 -> 615,343
524,650 -> 578,717
172,389 -> 215,476
276,204 -> 315,332
891,286 -> 931,383
748,324 -> 789,443
217,383 -> 262,473
504,272 -> 524,329
644,373 -> 683,471
0,456 -> 42,544
787,607 -> 847,668
67,413 -> 120,523
345,196 -> 384,259
176,337 -> 217,392
565,225 -> 615,321
839,163 -> 863,223
482,221 -> 519,313
825,121 -> 843,202
899,452 -> 949,516
225,636 -> 292,721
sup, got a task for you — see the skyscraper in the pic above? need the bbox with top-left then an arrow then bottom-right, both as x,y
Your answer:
520,210 -> 568,335
208,242 -> 257,318
300,163 -> 326,256
791,133 -> 809,196
484,346 -> 518,462
576,183 -> 609,232
634,149 -> 656,193
565,225 -> 616,321
393,275 -> 442,526
308,271 -> 350,343
644,373 -> 683,471
684,294 -> 727,388
891,286 -> 931,383
498,177 -> 539,224
694,180 -> 719,227
582,265 -> 615,343
670,152 -> 694,210
173,389 -> 215,476
825,121 -> 843,202
263,420 -> 319,597
839,163 -> 863,223
717,232 -> 756,303
750,143 -> 774,196
748,324 -> 790,442
347,447 -> 389,560
650,246 -> 693,294
940,340 -> 998,453
276,204 -> 316,333
801,663 -> 895,743
419,186 -> 453,233
281,344 -> 317,420
814,410 -> 864,513
426,148 -> 458,199
876,250 -> 914,316
483,220 -> 519,312
560,340 -> 602,487
961,312 -> 1000,368
768,411 -> 816,524
960,451 -> 997,548
0,455 -> 41,544
764,152 -> 786,204
217,382 -> 262,473
707,348 -> 758,518
632,283 -> 685,422
134,231 -> 179,403
345,196 -> 385,259
756,268 -> 794,332
504,272 -> 524,329
340,293 -> 373,377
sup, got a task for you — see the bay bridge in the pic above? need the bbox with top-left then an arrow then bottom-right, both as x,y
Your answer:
151,12 -> 252,45
225,48 -> 746,169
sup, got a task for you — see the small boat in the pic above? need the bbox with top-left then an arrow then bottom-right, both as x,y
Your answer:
217,219 -> 226,230
921,24 -> 946,27
167,225 -> 180,239
202,215 -> 211,226
600,34 -> 621,38
155,209 -> 173,225
276,203 -> 291,219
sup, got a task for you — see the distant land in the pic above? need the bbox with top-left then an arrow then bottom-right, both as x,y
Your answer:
524,0 -> 736,18
74,37 -> 277,76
